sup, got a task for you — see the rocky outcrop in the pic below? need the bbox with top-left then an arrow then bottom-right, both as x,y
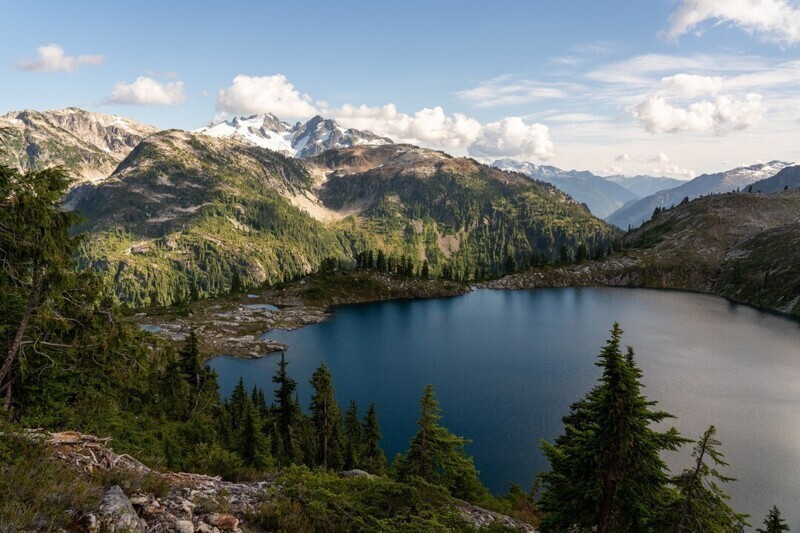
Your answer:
0,108 -> 156,183
94,485 -> 146,532
31,429 -> 537,532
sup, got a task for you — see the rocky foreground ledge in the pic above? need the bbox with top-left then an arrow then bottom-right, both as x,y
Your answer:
25,430 -> 535,532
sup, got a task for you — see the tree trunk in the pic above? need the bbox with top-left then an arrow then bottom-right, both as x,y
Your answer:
676,429 -> 711,532
0,267 -> 41,410
322,396 -> 328,470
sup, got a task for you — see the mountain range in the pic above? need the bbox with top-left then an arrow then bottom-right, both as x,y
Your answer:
4,106 -> 798,309
67,127 -> 613,306
491,159 -> 682,218
0,107 -> 156,183
195,113 -> 393,158
606,160 -> 793,229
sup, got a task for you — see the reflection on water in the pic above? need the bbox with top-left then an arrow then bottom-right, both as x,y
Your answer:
209,288 -> 800,528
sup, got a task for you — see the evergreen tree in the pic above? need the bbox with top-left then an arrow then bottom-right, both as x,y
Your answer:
228,377 -> 249,430
757,506 -> 790,533
576,242 -> 588,262
362,402 -> 387,475
309,362 -> 344,470
539,323 -> 686,532
394,385 -> 486,501
236,400 -> 273,469
343,399 -> 364,470
420,260 -> 429,279
505,254 -> 516,274
178,330 -> 204,392
230,271 -> 243,294
672,426 -> 749,531
376,250 -> 387,272
559,245 -> 571,264
0,166 -> 81,410
272,351 -> 300,463
190,283 -> 200,302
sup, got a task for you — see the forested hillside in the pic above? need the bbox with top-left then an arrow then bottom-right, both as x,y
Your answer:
69,136 -> 616,306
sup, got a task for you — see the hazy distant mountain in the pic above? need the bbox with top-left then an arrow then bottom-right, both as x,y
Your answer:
492,159 -> 638,218
604,174 -> 684,197
746,165 -> 800,195
196,113 -> 392,158
606,161 -> 792,229
0,107 -> 156,183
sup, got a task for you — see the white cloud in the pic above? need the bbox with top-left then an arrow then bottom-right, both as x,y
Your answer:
328,103 -> 483,150
330,104 -> 554,160
666,0 -> 800,45
659,73 -> 724,97
468,118 -> 555,161
15,44 -> 104,73
212,74 -> 555,161
648,152 -> 670,163
217,74 -> 317,118
456,75 -> 569,108
551,56 -> 582,66
607,152 -> 696,179
661,164 -> 697,179
632,93 -> 763,134
108,76 -> 186,105
546,113 -> 606,123
587,53 -> 764,85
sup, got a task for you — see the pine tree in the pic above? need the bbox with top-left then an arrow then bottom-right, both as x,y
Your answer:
309,362 -> 343,470
576,242 -> 588,262
236,400 -> 272,469
505,254 -> 516,273
376,250 -> 387,272
757,506 -> 790,533
179,330 -> 204,391
420,260 -> 429,279
672,426 -> 749,531
394,385 -> 486,501
272,351 -> 300,463
539,323 -> 687,532
230,271 -> 243,294
0,166 -> 81,410
343,399 -> 363,470
228,377 -> 249,430
362,402 -> 387,475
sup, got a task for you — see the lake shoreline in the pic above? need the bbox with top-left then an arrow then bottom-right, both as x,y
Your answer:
206,287 -> 800,523
133,263 -> 800,359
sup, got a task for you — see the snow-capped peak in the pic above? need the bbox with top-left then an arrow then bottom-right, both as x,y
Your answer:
196,113 -> 392,158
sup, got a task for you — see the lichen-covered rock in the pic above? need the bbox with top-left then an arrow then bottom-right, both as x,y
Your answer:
339,469 -> 376,479
175,519 -> 195,533
95,485 -> 145,532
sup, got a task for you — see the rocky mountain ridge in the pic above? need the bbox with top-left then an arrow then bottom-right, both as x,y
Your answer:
607,160 -> 793,229
68,134 -> 614,306
0,107 -> 157,183
491,158 -> 683,219
196,113 -> 393,158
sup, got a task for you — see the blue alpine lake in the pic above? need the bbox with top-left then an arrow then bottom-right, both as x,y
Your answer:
207,287 -> 800,527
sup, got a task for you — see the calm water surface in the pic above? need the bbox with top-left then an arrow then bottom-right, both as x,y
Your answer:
208,288 -> 800,527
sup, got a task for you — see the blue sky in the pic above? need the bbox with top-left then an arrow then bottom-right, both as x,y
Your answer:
3,0 -> 800,177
